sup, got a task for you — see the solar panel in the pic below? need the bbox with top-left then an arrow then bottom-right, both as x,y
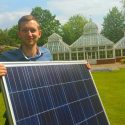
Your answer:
1,61 -> 110,125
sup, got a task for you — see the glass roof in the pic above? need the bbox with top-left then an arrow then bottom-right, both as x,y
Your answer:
70,34 -> 114,48
83,21 -> 98,35
70,22 -> 114,48
114,36 -> 125,49
44,33 -> 70,53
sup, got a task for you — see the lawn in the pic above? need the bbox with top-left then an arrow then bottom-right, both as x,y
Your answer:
0,91 -> 5,125
92,68 -> 125,125
0,68 -> 125,125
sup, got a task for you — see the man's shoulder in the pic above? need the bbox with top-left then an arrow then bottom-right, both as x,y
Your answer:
39,46 -> 51,53
2,49 -> 21,57
38,46 -> 53,61
0,49 -> 21,61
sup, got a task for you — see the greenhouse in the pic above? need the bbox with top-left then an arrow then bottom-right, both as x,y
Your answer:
44,21 -> 125,64
70,21 -> 115,64
44,33 -> 71,60
114,36 -> 125,61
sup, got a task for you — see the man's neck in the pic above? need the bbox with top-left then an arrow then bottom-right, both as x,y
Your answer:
21,45 -> 38,57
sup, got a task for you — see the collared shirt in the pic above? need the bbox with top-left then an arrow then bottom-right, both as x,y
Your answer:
0,47 -> 53,61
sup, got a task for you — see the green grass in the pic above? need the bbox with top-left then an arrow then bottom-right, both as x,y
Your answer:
0,68 -> 125,125
0,92 -> 5,125
92,68 -> 125,125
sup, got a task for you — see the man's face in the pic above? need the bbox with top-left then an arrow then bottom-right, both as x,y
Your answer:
18,20 -> 41,47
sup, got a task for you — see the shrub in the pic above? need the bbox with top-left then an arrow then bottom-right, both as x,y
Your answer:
120,59 -> 125,64
0,45 -> 17,53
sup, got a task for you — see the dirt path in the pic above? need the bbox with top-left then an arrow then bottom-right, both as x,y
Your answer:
91,63 -> 125,71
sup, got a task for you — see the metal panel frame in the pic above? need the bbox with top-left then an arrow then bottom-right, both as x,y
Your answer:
1,61 -> 110,125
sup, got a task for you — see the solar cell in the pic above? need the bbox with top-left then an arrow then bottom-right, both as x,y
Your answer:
1,61 -> 110,125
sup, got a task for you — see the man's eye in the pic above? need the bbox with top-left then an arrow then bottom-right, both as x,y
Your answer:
22,29 -> 28,32
21,29 -> 36,33
30,29 -> 36,33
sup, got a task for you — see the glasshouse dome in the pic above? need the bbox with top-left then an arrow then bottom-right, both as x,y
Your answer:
83,21 -> 98,35
70,21 -> 115,64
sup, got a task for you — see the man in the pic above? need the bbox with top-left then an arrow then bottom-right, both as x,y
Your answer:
0,15 -> 52,125
0,15 -> 52,74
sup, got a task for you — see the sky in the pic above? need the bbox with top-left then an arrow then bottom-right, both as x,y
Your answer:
0,0 -> 122,31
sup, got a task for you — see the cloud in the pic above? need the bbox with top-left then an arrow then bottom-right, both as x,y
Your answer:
0,10 -> 30,29
47,0 -> 122,25
45,0 -> 122,32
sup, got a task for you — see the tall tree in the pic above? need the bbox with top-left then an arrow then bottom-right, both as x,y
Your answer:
0,29 -> 10,45
7,25 -> 20,46
31,7 -> 61,45
101,7 -> 124,43
61,15 -> 88,45
121,0 -> 125,31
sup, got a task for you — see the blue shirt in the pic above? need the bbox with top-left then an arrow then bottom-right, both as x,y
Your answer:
0,47 -> 52,61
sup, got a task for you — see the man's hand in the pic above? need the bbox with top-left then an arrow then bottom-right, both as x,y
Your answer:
0,64 -> 7,77
86,63 -> 91,69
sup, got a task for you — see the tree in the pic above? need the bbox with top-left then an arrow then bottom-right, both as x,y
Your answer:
31,7 -> 61,45
0,29 -> 10,45
121,0 -> 125,31
61,15 -> 88,45
7,25 -> 20,46
0,25 -> 22,47
101,7 -> 124,43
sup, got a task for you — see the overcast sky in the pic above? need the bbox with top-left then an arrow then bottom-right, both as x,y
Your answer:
0,0 -> 122,30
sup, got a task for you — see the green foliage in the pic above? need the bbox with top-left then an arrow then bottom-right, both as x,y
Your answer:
31,7 -> 61,45
0,29 -> 10,45
120,59 -> 125,64
0,93 -> 5,125
7,25 -> 20,46
61,15 -> 88,45
0,26 -> 20,46
101,7 -> 124,43
0,45 -> 17,53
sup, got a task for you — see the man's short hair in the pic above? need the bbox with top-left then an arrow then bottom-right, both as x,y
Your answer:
18,15 -> 41,30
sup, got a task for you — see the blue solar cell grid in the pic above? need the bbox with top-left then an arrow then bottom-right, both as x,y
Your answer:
2,62 -> 110,125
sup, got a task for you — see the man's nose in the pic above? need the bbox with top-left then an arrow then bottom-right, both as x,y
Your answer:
27,30 -> 32,36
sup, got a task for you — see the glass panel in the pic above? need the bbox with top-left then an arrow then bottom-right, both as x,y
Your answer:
85,52 -> 87,59
85,47 -> 91,51
107,50 -> 113,58
122,49 -> 125,56
71,48 -> 76,51
78,52 -> 84,60
92,52 -> 96,59
99,51 -> 106,58
99,46 -> 105,50
71,53 -> 77,60
92,47 -> 98,50
88,52 -> 92,59
106,46 -> 112,49
115,50 -> 121,57
59,53 -> 64,60
53,54 -> 58,60
65,53 -> 70,60
77,48 -> 83,51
